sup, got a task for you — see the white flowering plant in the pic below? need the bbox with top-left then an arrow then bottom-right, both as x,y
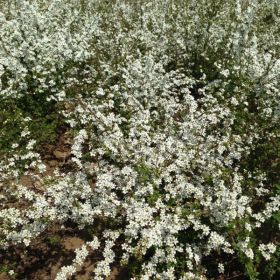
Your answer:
0,0 -> 279,279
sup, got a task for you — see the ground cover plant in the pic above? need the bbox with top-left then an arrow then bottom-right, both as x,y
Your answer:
0,0 -> 279,279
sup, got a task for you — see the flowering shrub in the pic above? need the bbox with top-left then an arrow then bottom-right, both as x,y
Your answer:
0,0 -> 279,279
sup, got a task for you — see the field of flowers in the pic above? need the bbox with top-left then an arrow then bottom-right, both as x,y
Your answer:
0,0 -> 279,279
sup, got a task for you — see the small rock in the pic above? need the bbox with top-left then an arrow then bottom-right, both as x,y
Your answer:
53,150 -> 70,160
48,160 -> 59,167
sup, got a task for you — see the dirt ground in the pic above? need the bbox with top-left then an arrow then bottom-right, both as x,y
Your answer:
0,223 -> 126,280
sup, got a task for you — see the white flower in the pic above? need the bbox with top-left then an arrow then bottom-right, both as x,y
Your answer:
26,140 -> 36,150
231,97 -> 239,106
23,238 -> 31,246
218,263 -> 224,274
96,88 -> 105,96
259,243 -> 277,260
220,69 -> 230,77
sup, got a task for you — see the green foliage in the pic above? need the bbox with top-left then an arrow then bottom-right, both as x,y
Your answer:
45,235 -> 61,246
0,95 -> 63,155
0,263 -> 17,279
134,163 -> 155,185
0,101 -> 23,153
147,190 -> 161,206
262,246 -> 280,280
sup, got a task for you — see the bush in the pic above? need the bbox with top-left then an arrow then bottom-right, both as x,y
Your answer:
0,1 -> 279,279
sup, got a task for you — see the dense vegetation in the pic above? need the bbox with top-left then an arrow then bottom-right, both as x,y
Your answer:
0,1 -> 279,279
